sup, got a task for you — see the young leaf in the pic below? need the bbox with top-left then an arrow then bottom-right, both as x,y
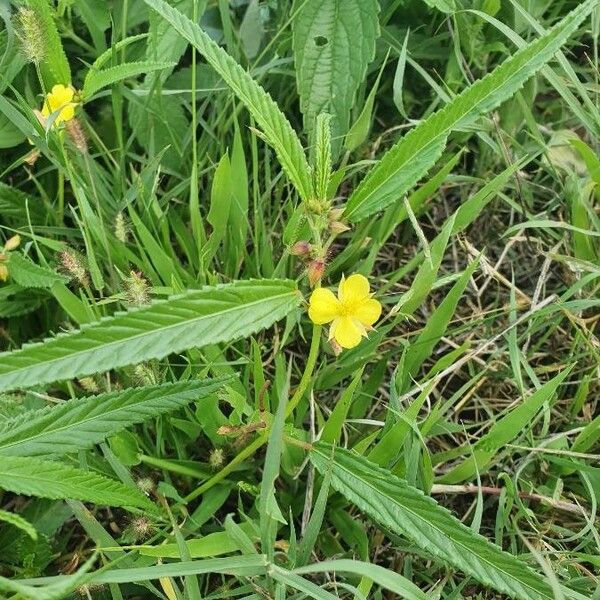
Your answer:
0,456 -> 156,512
343,0 -> 598,222
0,280 -> 300,393
310,442 -> 555,600
142,0 -> 313,202
0,378 -> 230,457
82,61 -> 176,99
293,0 -> 379,156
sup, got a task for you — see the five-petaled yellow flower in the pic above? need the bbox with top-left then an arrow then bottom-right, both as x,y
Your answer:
308,274 -> 382,349
41,84 -> 76,126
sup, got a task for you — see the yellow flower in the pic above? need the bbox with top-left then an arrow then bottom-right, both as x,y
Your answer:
308,274 -> 382,349
41,84 -> 76,126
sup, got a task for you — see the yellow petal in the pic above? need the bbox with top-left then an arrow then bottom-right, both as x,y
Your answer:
354,298 -> 382,327
339,273 -> 370,303
308,287 -> 341,324
331,316 -> 363,349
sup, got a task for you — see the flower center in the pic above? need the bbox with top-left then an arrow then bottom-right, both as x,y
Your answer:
338,300 -> 358,317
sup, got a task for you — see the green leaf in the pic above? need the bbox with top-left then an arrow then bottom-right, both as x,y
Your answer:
310,442 -> 555,600
343,0 -> 598,222
0,456 -> 156,511
82,61 -> 176,99
203,153 -> 233,264
142,0 -> 313,202
141,522 -> 259,558
439,368 -> 572,484
0,509 -> 38,541
293,0 -> 379,156
294,559 -> 429,600
0,280 -> 300,393
0,113 -> 26,148
0,378 -> 230,457
0,553 -> 97,600
7,254 -> 68,289
26,0 -> 71,87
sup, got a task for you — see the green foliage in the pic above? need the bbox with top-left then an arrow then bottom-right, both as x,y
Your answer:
0,455 -> 156,511
0,378 -> 229,457
23,0 -> 71,87
0,280 -> 299,392
0,0 -> 598,597
344,0 -> 599,221
142,0 -> 314,202
82,61 -> 176,99
310,443 -> 556,600
293,0 -> 379,156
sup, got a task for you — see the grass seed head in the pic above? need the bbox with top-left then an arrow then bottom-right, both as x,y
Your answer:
15,7 -> 45,64
124,271 -> 150,306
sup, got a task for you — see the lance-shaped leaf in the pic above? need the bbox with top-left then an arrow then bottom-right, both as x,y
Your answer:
0,378 -> 230,457
344,0 -> 598,222
142,0 -> 313,202
82,61 -> 176,99
310,442 -> 555,600
0,456 -> 156,512
0,280 -> 300,393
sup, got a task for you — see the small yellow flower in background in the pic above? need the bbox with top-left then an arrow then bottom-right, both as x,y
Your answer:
308,274 -> 382,349
41,84 -> 76,126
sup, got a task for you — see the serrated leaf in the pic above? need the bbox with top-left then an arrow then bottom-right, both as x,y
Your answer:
26,0 -> 71,87
7,254 -> 68,289
0,280 -> 300,393
344,0 -> 598,222
0,378 -> 230,457
293,0 -> 379,156
0,510 -> 37,541
82,61 -> 176,99
89,34 -> 149,71
310,442 -> 555,600
142,0 -> 313,202
0,456 -> 155,511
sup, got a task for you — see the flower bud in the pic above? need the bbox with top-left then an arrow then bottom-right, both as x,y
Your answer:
4,235 -> 21,251
307,259 -> 325,287
290,240 -> 312,256
0,264 -> 8,282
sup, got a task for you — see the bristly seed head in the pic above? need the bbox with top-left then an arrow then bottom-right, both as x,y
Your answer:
59,249 -> 89,286
136,476 -> 155,495
15,7 -> 45,64
124,271 -> 150,306
209,448 -> 225,470
114,212 -> 128,243
65,118 -> 88,154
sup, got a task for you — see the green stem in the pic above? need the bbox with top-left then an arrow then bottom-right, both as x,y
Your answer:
185,325 -> 321,502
